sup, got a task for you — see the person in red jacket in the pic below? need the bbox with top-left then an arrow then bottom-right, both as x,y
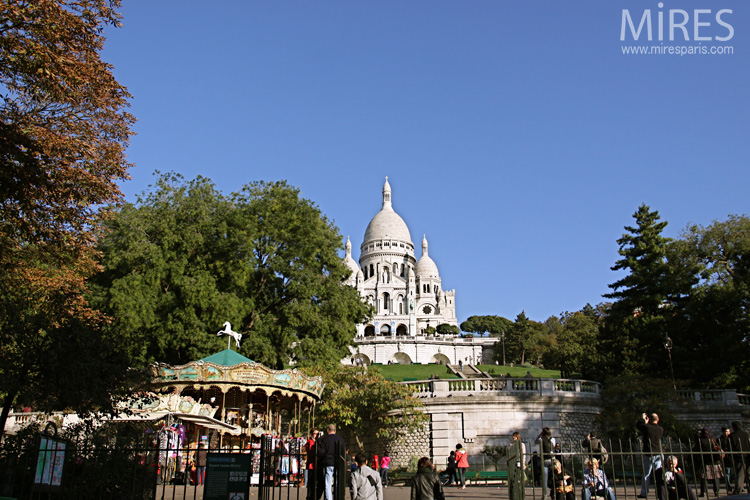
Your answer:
455,444 -> 469,489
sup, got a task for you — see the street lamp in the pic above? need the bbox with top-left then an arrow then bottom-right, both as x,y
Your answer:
664,335 -> 676,391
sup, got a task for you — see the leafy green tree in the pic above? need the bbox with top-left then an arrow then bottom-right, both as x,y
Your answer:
461,315 -> 514,364
504,312 -> 548,366
92,173 -> 371,369
460,315 -> 513,337
0,0 -> 135,435
306,365 -> 428,452
669,215 -> 750,390
543,309 -> 602,379
436,323 -> 460,335
599,205 -> 689,379
481,445 -> 505,471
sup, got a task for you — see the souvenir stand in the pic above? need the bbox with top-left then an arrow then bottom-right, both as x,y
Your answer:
150,349 -> 324,485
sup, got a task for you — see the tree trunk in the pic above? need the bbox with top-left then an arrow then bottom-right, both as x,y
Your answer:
0,389 -> 18,437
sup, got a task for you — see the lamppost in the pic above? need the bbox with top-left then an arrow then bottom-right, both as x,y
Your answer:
500,330 -> 506,366
664,335 -> 676,391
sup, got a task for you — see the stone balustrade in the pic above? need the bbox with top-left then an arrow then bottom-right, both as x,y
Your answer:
403,377 -> 601,398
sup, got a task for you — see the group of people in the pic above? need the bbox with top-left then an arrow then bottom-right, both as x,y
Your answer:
638,414 -> 750,500
310,415 -> 750,500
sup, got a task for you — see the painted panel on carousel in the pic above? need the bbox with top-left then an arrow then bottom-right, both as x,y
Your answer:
159,368 -> 177,381
230,367 -> 272,384
180,366 -> 200,380
205,366 -> 223,381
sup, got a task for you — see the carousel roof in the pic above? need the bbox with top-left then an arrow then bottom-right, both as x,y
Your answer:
200,349 -> 254,366
151,349 -> 324,401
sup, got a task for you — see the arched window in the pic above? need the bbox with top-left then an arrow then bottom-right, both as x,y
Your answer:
399,302 -> 403,314
383,293 -> 390,311
363,267 -> 367,279
380,324 -> 391,334
369,264 -> 374,277
364,325 -> 375,337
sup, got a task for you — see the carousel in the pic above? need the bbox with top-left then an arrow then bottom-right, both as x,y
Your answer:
149,347 -> 324,450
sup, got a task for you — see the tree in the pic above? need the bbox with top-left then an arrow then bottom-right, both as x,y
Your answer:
481,445 -> 505,471
92,174 -> 372,369
668,215 -> 750,390
504,312 -> 548,366
543,308 -> 603,379
436,323 -> 460,335
599,205 -> 688,379
305,365 -> 428,452
461,315 -> 514,365
0,0 -> 135,434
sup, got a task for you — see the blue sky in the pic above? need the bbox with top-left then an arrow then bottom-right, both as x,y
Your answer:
102,1 -> 749,323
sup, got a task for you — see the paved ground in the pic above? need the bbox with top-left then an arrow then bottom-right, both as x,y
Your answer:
155,483 -> 728,500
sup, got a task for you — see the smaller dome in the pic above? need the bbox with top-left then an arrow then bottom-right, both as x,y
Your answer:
416,235 -> 440,278
344,236 -> 360,275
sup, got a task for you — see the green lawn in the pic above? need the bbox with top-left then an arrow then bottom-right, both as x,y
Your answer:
373,363 -> 561,381
372,363 -> 460,381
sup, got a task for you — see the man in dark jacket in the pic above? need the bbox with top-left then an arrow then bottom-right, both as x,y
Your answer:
318,424 -> 346,500
637,413 -> 664,498
411,457 -> 444,500
731,421 -> 750,494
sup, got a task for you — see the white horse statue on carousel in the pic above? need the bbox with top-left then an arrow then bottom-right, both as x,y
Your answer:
217,321 -> 242,349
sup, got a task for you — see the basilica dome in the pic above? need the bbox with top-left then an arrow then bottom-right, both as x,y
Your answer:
362,177 -> 413,245
416,235 -> 440,278
344,236 -> 360,274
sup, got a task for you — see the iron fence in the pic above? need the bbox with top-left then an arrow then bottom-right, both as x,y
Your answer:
1,433 -> 747,500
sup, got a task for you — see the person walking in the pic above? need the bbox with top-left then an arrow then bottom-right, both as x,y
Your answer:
379,452 -> 391,488
637,413 -> 664,498
445,451 -> 458,486
718,427 -> 733,491
503,432 -> 526,500
455,444 -> 469,489
196,443 -> 207,486
350,453 -> 382,500
536,427 -> 556,500
411,457 -> 444,500
318,424 -> 346,500
692,427 -> 722,497
305,429 -> 319,496
730,421 -> 750,495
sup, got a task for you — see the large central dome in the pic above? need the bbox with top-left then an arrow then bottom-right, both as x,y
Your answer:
362,177 -> 413,244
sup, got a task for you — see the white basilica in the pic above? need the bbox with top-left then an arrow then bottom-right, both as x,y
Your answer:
343,178 -> 492,365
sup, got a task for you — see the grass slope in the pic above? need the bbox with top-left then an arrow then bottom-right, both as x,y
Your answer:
372,364 -> 561,382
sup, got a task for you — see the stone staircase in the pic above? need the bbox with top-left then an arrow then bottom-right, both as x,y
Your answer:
447,364 -> 491,379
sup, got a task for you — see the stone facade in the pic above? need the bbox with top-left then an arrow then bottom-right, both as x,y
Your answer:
343,178 -> 474,365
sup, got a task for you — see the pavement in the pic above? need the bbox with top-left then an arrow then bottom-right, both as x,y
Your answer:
155,483 -> 716,500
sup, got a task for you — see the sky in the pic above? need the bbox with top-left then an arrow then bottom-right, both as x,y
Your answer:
101,1 -> 749,324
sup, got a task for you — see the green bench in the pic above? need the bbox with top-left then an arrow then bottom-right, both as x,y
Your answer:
470,470 -> 508,484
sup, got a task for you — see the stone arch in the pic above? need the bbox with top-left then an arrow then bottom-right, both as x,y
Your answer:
396,324 -> 408,336
430,353 -> 451,365
380,324 -> 391,335
353,353 -> 371,366
364,325 -> 375,337
392,352 -> 412,365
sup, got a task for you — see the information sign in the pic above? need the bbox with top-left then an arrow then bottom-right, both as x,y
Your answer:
203,453 -> 251,500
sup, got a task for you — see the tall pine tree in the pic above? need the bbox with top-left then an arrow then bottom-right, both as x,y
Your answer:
599,205 -> 686,379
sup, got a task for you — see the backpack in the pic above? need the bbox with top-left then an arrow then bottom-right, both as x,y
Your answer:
599,444 -> 609,464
